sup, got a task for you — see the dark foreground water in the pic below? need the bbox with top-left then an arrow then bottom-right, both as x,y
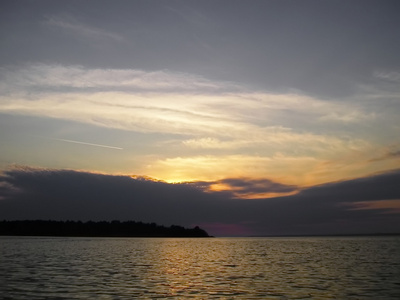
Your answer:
1,236 -> 399,299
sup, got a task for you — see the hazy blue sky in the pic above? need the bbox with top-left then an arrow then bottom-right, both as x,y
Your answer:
1,0 -> 399,236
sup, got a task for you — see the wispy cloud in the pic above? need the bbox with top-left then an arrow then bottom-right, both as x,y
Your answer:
45,16 -> 125,42
374,71 -> 400,82
368,146 -> 400,162
0,64 -> 376,136
0,64 -> 398,185
0,64 -> 234,92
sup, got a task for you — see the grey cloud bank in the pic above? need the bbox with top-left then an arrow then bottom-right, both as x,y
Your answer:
1,167 -> 399,236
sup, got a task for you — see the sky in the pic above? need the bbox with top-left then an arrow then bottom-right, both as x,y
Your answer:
1,0 -> 400,236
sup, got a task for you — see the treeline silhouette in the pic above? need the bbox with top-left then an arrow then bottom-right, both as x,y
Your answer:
0,220 -> 210,237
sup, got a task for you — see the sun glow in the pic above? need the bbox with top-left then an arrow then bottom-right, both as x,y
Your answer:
207,181 -> 299,199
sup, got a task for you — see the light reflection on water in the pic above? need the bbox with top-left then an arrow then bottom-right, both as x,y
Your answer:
1,236 -> 400,299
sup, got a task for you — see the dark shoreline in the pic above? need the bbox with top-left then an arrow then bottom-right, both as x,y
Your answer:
0,220 -> 211,238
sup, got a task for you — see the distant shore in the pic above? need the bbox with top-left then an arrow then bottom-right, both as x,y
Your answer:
248,233 -> 400,238
0,220 -> 211,238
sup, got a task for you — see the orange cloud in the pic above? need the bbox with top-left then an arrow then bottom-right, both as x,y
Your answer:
203,177 -> 299,199
347,199 -> 400,214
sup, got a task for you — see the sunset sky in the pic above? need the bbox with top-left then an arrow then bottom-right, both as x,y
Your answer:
1,0 -> 400,236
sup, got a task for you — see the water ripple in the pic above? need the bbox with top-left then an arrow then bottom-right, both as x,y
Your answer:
1,236 -> 400,299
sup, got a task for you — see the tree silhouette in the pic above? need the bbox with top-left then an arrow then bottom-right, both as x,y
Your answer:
0,220 -> 211,237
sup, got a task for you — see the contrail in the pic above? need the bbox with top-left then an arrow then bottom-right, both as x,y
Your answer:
54,138 -> 123,150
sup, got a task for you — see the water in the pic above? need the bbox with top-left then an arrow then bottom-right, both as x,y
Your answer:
1,236 -> 399,299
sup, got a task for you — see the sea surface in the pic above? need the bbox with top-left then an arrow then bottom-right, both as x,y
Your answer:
1,236 -> 399,299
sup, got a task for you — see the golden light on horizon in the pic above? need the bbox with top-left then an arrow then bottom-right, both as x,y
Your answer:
140,151 -> 400,190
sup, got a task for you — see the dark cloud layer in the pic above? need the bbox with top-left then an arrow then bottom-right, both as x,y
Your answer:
1,166 -> 400,236
1,0 -> 399,98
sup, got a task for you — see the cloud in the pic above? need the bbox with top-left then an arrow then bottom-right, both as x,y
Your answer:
191,177 -> 299,199
142,154 -> 321,185
374,71 -> 400,83
345,200 -> 400,214
0,181 -> 20,200
0,166 -> 220,225
318,111 -> 376,123
143,152 -> 397,188
45,16 -> 125,42
368,146 -> 400,162
0,64 -> 375,131
182,137 -> 235,149
0,65 -> 376,153
0,64 -> 234,93
1,64 -> 398,186
1,166 -> 399,236
299,169 -> 400,203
